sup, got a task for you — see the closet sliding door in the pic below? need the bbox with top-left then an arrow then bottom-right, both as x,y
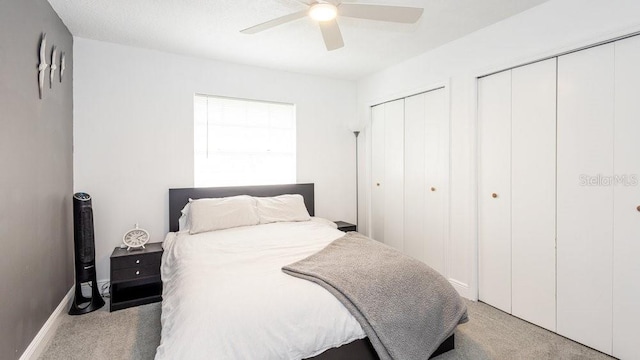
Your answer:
423,89 -> 448,274
404,88 -> 448,273
371,104 -> 386,242
384,100 -> 405,251
478,70 -> 512,314
613,35 -> 640,360
404,94 -> 427,262
373,89 -> 449,269
510,58 -> 557,332
479,33 -> 640,356
478,59 -> 557,327
371,99 -> 404,250
557,43 -> 615,354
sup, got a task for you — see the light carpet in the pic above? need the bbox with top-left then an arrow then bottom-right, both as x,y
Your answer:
40,299 -> 613,360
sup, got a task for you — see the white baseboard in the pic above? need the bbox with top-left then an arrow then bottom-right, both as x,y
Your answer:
449,278 -> 472,300
19,287 -> 74,360
19,279 -> 110,360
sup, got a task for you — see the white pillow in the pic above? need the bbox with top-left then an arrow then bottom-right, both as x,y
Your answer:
255,194 -> 311,224
189,195 -> 259,235
178,201 -> 191,232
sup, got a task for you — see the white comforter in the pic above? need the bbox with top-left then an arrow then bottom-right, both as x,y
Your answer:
155,218 -> 366,360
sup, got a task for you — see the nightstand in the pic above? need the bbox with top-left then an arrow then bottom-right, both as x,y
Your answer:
334,221 -> 357,232
110,242 -> 163,311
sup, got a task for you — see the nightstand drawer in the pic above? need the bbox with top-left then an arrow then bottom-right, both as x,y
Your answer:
111,265 -> 160,282
111,252 -> 161,270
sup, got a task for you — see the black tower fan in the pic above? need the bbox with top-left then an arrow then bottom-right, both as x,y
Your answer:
69,192 -> 105,315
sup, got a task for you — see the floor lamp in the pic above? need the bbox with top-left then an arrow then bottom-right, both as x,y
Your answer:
354,130 -> 360,231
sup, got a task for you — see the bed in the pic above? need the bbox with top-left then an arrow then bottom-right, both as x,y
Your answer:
156,183 -> 463,359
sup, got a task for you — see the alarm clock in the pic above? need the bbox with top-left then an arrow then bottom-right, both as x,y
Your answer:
122,224 -> 150,251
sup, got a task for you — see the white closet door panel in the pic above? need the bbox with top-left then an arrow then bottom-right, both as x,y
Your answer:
613,35 -> 640,360
404,93 -> 426,262
424,88 -> 447,274
557,44 -> 614,354
478,70 -> 512,313
384,99 -> 405,251
511,58 -> 557,332
371,104 -> 385,242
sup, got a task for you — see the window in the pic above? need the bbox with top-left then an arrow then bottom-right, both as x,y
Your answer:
194,95 -> 296,187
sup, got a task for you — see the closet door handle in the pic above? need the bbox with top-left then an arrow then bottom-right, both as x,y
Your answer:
376,183 -> 381,187
431,187 -> 436,192
637,205 -> 640,212
492,193 -> 498,198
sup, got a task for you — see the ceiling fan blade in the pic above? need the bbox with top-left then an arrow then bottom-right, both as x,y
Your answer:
319,19 -> 344,51
339,3 -> 424,23
241,10 -> 308,34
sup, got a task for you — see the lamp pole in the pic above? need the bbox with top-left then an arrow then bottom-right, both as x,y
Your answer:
354,131 -> 360,231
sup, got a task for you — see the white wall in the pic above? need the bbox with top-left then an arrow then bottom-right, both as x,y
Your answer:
357,0 -> 640,299
74,38 -> 358,280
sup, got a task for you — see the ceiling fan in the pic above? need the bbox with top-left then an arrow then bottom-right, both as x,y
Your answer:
240,1 -> 424,51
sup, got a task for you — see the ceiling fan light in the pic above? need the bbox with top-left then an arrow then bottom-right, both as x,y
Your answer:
309,3 -> 337,22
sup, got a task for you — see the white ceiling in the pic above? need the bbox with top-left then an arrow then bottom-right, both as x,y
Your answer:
48,0 -> 548,80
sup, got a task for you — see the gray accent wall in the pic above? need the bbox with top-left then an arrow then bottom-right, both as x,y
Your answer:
0,1 -> 73,358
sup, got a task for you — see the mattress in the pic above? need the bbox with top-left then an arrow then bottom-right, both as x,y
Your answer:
155,218 -> 366,360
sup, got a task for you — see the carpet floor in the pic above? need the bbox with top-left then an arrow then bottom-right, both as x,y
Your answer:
40,299 -> 614,360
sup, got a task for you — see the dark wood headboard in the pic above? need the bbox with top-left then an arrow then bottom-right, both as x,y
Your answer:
168,183 -> 315,232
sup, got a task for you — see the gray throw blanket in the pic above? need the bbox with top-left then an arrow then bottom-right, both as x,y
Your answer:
282,232 -> 468,360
